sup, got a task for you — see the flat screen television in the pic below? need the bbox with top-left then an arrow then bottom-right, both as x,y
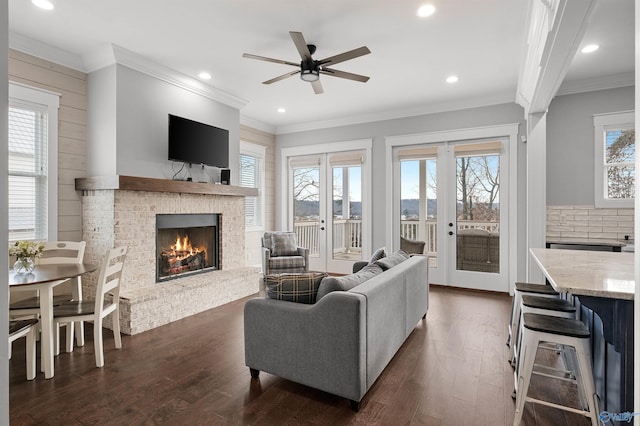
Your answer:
168,114 -> 229,168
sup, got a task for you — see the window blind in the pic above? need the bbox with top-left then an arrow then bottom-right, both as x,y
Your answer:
240,153 -> 261,227
8,104 -> 48,241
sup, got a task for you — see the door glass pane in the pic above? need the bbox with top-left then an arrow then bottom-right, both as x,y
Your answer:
400,158 -> 437,267
455,154 -> 500,272
332,166 -> 362,261
293,166 -> 320,258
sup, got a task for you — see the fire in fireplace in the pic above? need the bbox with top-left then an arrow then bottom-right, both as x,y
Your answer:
156,214 -> 219,282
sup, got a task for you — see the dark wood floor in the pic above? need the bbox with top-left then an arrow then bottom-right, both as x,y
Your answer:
9,286 -> 592,425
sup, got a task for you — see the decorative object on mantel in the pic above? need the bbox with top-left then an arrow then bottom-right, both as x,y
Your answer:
10,240 -> 45,274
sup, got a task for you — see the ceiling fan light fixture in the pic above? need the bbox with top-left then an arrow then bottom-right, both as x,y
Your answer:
300,69 -> 320,82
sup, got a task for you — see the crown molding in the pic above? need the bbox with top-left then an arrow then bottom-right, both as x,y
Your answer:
556,72 -> 635,96
239,115 -> 276,134
9,33 -> 248,110
9,31 -> 86,71
516,0 -> 597,115
274,89 -> 517,135
109,45 -> 248,110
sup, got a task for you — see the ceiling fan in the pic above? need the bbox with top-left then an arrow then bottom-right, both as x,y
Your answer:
243,31 -> 371,94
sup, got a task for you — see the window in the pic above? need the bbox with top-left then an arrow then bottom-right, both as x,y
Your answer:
239,141 -> 265,229
8,83 -> 59,241
594,111 -> 635,208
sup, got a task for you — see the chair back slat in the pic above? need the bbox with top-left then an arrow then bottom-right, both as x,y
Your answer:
37,241 -> 86,265
94,246 -> 127,314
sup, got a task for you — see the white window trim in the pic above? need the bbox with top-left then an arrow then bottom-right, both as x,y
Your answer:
594,111 -> 635,208
240,141 -> 266,232
8,82 -> 60,241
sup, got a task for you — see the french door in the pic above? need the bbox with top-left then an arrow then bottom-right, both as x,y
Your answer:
395,138 -> 509,292
286,145 -> 371,274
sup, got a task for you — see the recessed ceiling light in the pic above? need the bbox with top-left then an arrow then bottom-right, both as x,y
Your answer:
581,44 -> 599,54
32,0 -> 54,10
417,4 -> 436,18
198,72 -> 212,80
446,75 -> 459,84
277,108 -> 286,113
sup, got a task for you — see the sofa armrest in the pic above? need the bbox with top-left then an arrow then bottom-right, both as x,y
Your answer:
244,292 -> 367,402
352,261 -> 368,273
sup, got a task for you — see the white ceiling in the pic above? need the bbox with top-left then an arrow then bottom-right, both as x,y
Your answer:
8,0 -> 634,133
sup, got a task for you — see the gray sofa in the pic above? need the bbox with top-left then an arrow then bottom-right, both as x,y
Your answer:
244,254 -> 429,410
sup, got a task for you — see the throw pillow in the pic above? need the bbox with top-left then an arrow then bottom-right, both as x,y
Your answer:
374,250 -> 410,271
316,264 -> 383,301
270,232 -> 299,257
369,247 -> 386,264
264,272 -> 328,304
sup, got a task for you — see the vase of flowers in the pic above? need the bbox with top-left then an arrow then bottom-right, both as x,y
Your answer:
10,241 -> 45,274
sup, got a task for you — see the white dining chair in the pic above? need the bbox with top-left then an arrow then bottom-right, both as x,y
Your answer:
9,318 -> 39,380
53,246 -> 128,368
9,241 -> 87,353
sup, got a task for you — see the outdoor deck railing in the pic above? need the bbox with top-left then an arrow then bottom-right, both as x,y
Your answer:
294,219 -> 498,256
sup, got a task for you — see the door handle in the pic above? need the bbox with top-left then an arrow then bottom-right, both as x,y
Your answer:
320,227 -> 325,231
448,231 -> 454,236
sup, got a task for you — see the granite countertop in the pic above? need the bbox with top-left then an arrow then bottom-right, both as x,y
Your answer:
546,238 -> 628,247
530,248 -> 634,300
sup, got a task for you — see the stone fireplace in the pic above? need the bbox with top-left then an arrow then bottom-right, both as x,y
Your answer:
75,175 -> 261,335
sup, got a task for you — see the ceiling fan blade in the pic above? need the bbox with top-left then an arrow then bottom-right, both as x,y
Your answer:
321,68 -> 370,83
242,53 -> 299,67
318,46 -> 371,67
311,80 -> 324,94
263,70 -> 300,85
289,31 -> 313,61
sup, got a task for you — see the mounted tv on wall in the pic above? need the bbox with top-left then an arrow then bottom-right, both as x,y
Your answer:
168,114 -> 229,168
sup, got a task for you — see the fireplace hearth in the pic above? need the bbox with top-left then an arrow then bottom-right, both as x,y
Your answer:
156,213 -> 219,282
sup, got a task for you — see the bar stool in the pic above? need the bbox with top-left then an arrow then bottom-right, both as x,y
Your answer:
513,313 -> 599,426
507,282 -> 559,361
512,295 -> 577,395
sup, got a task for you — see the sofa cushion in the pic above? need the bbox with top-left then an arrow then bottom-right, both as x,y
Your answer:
270,232 -> 299,256
316,264 -> 383,301
457,228 -> 490,236
264,272 -> 328,304
374,250 -> 410,271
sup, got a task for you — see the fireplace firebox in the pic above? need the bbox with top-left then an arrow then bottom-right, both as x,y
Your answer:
156,214 -> 219,282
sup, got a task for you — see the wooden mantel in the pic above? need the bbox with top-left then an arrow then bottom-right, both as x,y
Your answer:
75,175 -> 258,197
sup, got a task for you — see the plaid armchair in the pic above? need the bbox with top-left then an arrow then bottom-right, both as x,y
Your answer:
261,232 -> 309,275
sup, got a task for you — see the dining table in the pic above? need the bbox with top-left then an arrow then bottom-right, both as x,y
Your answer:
530,247 -> 634,415
9,262 -> 98,379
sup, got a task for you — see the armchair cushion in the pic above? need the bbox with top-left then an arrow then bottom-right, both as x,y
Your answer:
270,232 -> 299,257
269,256 -> 306,271
265,272 -> 328,304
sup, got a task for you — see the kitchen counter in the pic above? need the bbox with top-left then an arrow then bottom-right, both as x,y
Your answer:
531,247 -> 634,300
530,247 -> 634,414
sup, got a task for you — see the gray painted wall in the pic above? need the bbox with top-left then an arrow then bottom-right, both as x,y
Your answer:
276,102 -> 527,279
547,86 -> 634,205
88,64 -> 240,183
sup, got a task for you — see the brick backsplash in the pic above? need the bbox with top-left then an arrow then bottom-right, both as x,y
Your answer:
546,205 -> 634,242
81,189 -> 260,335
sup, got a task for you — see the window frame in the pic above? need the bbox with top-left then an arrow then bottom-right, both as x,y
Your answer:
593,111 -> 635,208
239,141 -> 266,231
8,82 -> 60,242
